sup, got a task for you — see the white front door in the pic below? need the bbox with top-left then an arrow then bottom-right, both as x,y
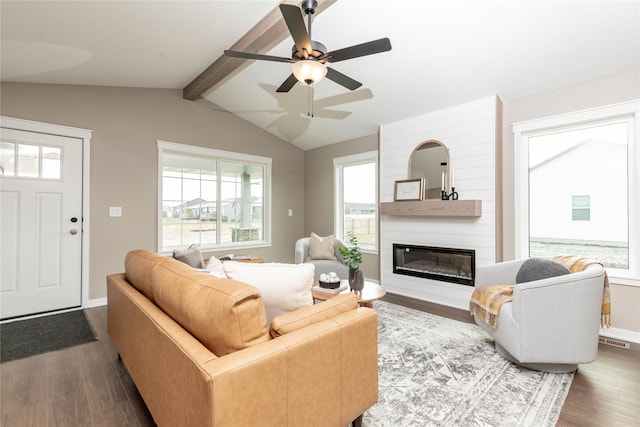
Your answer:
1,127 -> 83,319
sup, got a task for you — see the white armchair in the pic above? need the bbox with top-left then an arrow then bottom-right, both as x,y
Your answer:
472,258 -> 606,373
295,237 -> 350,282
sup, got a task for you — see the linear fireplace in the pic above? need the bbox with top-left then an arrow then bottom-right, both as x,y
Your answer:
392,244 -> 475,286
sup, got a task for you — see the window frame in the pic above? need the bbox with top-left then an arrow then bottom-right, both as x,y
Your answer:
513,100 -> 639,285
157,140 -> 272,254
333,150 -> 379,254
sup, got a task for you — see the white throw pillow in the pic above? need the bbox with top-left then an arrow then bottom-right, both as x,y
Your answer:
205,256 -> 227,278
222,262 -> 314,326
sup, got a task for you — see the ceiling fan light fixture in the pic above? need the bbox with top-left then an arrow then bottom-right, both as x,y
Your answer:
292,60 -> 327,85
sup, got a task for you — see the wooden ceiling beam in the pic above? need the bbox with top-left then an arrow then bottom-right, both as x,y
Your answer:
183,0 -> 336,101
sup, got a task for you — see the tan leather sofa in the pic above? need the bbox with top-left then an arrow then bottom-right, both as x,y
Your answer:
107,250 -> 378,427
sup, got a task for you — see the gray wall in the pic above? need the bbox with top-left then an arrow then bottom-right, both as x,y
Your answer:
304,133 -> 380,281
1,82 -> 305,300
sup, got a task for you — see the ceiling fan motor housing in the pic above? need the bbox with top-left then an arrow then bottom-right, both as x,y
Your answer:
291,40 -> 327,61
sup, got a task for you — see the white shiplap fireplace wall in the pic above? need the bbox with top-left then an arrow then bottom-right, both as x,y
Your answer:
379,96 -> 502,310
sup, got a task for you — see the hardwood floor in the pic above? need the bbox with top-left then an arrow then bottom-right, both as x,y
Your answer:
1,297 -> 638,426
1,308 -> 154,426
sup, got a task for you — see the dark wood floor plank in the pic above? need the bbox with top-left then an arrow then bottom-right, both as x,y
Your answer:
83,366 -> 129,415
91,400 -> 140,427
115,369 -> 155,426
1,400 -> 47,427
2,358 -> 48,418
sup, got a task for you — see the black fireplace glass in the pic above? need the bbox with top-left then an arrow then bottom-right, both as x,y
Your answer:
392,244 -> 475,286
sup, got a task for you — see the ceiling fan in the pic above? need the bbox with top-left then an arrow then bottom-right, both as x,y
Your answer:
224,0 -> 392,93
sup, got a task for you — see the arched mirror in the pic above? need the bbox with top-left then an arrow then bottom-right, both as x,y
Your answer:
408,140 -> 450,199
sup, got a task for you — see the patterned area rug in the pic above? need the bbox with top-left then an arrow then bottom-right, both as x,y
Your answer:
364,301 -> 573,426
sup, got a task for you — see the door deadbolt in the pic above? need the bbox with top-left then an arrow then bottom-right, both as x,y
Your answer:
71,217 -> 78,223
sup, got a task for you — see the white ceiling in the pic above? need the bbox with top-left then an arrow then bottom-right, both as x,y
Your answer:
2,1 -> 639,150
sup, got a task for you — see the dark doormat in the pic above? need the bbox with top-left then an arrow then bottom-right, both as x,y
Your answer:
1,309 -> 98,363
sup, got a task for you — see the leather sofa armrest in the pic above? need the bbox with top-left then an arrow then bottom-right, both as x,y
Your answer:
201,308 -> 378,427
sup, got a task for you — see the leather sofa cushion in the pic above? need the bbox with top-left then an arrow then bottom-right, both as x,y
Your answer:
124,249 -> 164,303
270,292 -> 358,338
151,256 -> 270,356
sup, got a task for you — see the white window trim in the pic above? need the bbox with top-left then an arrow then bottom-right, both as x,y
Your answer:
512,100 -> 640,285
333,150 -> 379,254
157,140 -> 272,253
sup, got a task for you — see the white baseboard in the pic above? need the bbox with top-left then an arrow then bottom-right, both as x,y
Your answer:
87,297 -> 107,308
600,327 -> 640,345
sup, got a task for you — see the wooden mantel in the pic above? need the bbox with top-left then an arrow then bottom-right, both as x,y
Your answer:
380,199 -> 482,217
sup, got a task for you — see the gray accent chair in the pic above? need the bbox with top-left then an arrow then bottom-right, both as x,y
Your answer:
472,258 -> 606,373
295,237 -> 350,282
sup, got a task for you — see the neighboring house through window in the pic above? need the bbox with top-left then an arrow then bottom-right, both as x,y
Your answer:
158,141 -> 271,253
333,150 -> 378,252
513,100 -> 639,283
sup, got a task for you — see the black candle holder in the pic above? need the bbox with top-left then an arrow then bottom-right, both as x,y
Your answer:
441,187 -> 459,200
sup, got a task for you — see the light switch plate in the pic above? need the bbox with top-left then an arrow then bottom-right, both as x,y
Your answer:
109,206 -> 122,217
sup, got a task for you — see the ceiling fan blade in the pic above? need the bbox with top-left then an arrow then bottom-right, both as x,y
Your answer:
276,74 -> 300,93
323,37 -> 392,63
224,50 -> 292,63
279,4 -> 312,58
326,67 -> 362,91
314,89 -> 373,108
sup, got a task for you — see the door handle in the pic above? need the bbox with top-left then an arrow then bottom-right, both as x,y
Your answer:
70,229 -> 78,235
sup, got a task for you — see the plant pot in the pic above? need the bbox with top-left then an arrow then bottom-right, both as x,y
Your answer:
349,268 -> 364,292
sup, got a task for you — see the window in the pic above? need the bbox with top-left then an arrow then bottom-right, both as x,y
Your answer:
514,101 -> 639,283
158,141 -> 271,253
571,195 -> 591,221
0,142 -> 61,179
334,151 -> 378,252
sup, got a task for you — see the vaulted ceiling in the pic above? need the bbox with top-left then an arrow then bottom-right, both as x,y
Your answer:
2,1 -> 638,150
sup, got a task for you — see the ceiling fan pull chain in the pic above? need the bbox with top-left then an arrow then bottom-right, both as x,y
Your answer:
308,84 -> 315,118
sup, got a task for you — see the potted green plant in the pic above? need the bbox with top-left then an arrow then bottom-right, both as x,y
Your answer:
339,232 -> 364,291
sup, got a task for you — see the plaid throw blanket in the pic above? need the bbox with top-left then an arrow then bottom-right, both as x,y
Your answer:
468,285 -> 513,328
553,255 -> 611,328
469,256 -> 611,329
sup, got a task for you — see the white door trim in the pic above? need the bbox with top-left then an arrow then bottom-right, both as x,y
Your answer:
0,116 -> 92,309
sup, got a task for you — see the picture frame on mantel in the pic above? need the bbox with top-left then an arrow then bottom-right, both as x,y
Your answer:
394,178 -> 424,201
